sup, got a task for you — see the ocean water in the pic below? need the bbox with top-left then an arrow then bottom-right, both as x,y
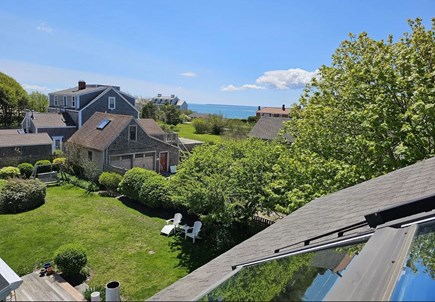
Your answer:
189,103 -> 257,119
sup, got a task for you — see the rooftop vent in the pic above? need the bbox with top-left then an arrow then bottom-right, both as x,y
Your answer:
96,119 -> 111,130
171,94 -> 175,98
157,94 -> 162,97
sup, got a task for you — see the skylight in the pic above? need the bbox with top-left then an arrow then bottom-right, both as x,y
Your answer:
96,119 -> 110,130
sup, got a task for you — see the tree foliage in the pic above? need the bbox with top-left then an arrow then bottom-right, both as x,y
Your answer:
0,72 -> 28,127
28,91 -> 48,112
280,18 -> 435,209
161,104 -> 182,125
141,101 -> 158,120
169,139 -> 286,225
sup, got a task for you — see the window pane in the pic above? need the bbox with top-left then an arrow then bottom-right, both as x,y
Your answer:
200,241 -> 366,301
390,220 -> 435,301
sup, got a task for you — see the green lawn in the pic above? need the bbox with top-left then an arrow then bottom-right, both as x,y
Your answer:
175,123 -> 222,144
0,185 -> 192,300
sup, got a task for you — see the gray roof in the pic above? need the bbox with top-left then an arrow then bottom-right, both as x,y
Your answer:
248,117 -> 293,141
31,112 -> 76,128
149,156 -> 435,301
0,132 -> 52,147
50,85 -> 107,96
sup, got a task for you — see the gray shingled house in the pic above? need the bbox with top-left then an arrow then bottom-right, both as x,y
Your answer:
150,94 -> 188,111
149,156 -> 435,301
67,112 -> 179,173
248,116 -> 293,142
0,131 -> 52,166
19,81 -> 139,152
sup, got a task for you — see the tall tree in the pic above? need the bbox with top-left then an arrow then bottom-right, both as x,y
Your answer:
161,104 -> 182,125
285,18 -> 435,180
141,101 -> 158,120
28,91 -> 48,112
0,72 -> 28,127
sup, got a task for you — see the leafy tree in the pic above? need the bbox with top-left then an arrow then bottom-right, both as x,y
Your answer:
161,104 -> 182,125
170,139 -> 286,225
141,101 -> 158,120
28,91 -> 48,112
0,72 -> 28,127
192,118 -> 210,134
280,18 -> 435,208
207,114 -> 226,135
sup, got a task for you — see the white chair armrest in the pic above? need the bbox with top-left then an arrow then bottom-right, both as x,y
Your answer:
166,218 -> 174,224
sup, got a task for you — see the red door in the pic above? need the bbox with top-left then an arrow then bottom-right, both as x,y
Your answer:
159,152 -> 168,172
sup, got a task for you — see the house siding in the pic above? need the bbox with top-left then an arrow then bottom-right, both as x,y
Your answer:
107,120 -> 178,172
0,144 -> 52,166
37,127 -> 77,142
81,90 -> 138,126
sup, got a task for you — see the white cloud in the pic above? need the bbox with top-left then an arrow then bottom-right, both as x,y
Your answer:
36,22 -> 53,33
22,83 -> 52,92
221,68 -> 319,92
256,68 -> 319,89
180,72 -> 197,77
220,84 -> 266,91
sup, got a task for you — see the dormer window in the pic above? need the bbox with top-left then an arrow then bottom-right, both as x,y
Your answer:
54,95 -> 58,106
108,97 -> 116,110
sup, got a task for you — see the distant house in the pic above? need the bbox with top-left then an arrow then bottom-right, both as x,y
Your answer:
150,94 -> 188,111
67,112 -> 179,173
150,156 -> 435,301
248,117 -> 293,142
19,81 -> 140,152
48,81 -> 139,128
256,105 -> 290,118
0,131 -> 52,166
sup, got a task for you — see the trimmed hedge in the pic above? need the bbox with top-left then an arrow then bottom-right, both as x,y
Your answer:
54,244 -> 87,277
0,179 -> 46,213
18,163 -> 34,178
0,166 -> 20,179
118,168 -> 153,201
35,160 -> 52,173
98,172 -> 122,193
139,174 -> 171,208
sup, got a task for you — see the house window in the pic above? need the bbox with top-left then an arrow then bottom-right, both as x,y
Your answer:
108,97 -> 116,110
129,125 -> 137,141
88,151 -> 93,161
54,95 -> 58,106
63,96 -> 67,106
72,96 -> 76,108
52,136 -> 63,152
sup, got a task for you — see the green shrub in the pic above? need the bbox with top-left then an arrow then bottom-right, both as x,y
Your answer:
35,160 -> 52,173
0,179 -> 46,214
54,244 -> 87,277
0,166 -> 20,179
139,172 -> 171,208
52,149 -> 65,159
98,172 -> 122,193
118,168 -> 155,200
52,157 -> 67,171
192,118 -> 210,134
64,174 -> 98,193
208,114 -> 226,135
18,163 -> 34,178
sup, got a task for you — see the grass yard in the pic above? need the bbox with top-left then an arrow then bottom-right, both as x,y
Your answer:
0,185 -> 193,300
175,123 -> 222,144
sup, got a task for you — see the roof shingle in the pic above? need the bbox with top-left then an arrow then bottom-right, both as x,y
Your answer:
0,132 -> 52,147
248,117 -> 293,141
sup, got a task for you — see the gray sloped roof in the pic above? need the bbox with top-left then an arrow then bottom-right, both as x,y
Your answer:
31,112 -> 76,128
50,85 -> 107,96
0,132 -> 52,147
148,156 -> 435,301
248,117 -> 293,141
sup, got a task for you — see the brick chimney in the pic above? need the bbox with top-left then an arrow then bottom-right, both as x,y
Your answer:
78,81 -> 86,90
282,104 -> 285,111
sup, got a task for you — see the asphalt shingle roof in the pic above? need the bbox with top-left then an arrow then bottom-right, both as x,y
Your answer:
0,132 -> 52,147
257,107 -> 290,115
248,117 -> 293,141
50,85 -> 107,96
68,112 -> 133,151
137,119 -> 166,136
149,156 -> 435,301
31,112 -> 76,128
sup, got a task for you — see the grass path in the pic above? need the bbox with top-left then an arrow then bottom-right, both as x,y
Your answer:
0,185 -> 189,300
175,123 -> 222,144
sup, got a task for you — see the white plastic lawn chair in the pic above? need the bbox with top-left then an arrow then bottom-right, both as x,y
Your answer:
184,221 -> 202,243
161,213 -> 182,236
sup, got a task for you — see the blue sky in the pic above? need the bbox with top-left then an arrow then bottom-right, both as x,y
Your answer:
0,0 -> 433,106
